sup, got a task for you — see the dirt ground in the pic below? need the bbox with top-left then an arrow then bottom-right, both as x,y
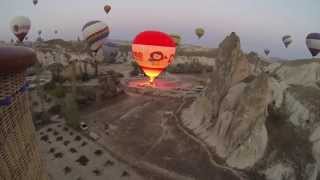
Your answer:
36,68 -> 242,180
80,88 -> 241,180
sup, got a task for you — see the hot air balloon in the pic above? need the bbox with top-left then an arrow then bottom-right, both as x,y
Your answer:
10,16 -> 31,43
282,35 -> 292,48
264,49 -> 270,56
170,34 -> 181,46
102,41 -> 119,63
54,30 -> 58,35
38,30 -> 42,36
104,5 -> 111,14
33,0 -> 38,6
306,33 -> 320,57
195,28 -> 205,39
132,31 -> 176,84
82,20 -> 110,53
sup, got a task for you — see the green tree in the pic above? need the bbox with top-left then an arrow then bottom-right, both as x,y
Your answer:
63,94 -> 80,129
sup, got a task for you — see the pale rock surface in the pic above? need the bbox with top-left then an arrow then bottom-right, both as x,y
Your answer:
272,61 -> 320,88
264,163 -> 296,180
181,32 -> 271,169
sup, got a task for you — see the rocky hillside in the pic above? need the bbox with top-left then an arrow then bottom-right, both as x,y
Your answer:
181,32 -> 320,180
32,39 -> 216,79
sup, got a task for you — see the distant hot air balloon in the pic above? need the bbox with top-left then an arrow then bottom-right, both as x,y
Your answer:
54,30 -> 58,34
195,28 -> 205,39
38,30 -> 42,36
102,41 -> 119,63
10,16 -> 31,43
33,0 -> 38,6
306,33 -> 320,57
132,31 -> 176,83
104,5 -> 111,14
282,35 -> 292,48
170,34 -> 181,46
264,49 -> 270,56
82,20 -> 110,53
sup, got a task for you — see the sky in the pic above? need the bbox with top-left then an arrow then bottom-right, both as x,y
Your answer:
0,0 -> 319,59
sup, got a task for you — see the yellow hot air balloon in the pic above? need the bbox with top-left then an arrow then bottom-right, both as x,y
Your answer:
195,28 -> 205,39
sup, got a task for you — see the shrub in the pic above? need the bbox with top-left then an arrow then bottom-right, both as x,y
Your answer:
48,104 -> 61,115
76,155 -> 89,166
64,166 -> 72,174
94,150 -> 103,156
49,85 -> 66,98
63,94 -> 80,128
43,81 -> 56,91
167,60 -> 212,74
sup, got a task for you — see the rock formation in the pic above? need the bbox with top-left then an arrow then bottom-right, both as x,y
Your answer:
182,32 -> 270,170
96,70 -> 124,101
181,32 -> 320,179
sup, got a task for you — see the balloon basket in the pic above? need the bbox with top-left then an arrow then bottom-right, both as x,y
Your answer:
125,76 -> 193,97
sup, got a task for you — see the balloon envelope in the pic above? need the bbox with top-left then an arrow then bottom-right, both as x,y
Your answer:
282,35 -> 292,48
195,28 -> 205,39
82,21 -> 110,52
132,31 -> 176,83
10,16 -> 31,42
104,5 -> 111,14
306,33 -> 320,57
33,0 -> 38,5
264,49 -> 270,56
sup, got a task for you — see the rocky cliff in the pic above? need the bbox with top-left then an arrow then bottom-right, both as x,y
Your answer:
181,32 -> 320,180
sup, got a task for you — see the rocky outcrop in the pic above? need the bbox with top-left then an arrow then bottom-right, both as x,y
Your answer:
263,163 -> 296,180
180,32 -> 320,180
181,32 -> 271,169
268,59 -> 320,88
246,51 -> 270,75
205,32 -> 251,117
96,70 -> 124,101
173,56 -> 215,67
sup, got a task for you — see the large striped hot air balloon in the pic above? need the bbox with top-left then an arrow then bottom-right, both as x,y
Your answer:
132,31 -> 176,83
10,16 -> 31,43
82,21 -> 110,53
306,33 -> 320,57
264,49 -> 270,56
282,35 -> 292,48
